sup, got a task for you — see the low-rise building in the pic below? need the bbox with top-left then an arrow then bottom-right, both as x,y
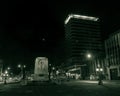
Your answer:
105,29 -> 120,80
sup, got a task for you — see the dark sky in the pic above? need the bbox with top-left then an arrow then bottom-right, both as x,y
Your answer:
0,0 -> 120,69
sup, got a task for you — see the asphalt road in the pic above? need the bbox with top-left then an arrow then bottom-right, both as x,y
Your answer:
0,80 -> 120,96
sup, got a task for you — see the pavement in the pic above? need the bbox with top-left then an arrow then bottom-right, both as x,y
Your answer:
0,81 -> 20,85
71,80 -> 120,84
62,79 -> 120,87
0,80 -> 120,96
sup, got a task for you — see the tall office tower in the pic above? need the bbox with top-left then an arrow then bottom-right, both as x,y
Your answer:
64,14 -> 104,77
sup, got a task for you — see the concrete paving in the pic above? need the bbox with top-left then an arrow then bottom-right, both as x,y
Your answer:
0,80 -> 120,96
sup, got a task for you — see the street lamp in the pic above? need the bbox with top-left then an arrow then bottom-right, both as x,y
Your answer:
52,67 -> 56,78
52,67 -> 55,70
23,65 -> 26,68
96,68 -> 103,72
86,53 -> 92,80
18,64 -> 21,68
5,70 -> 8,74
87,53 -> 92,58
48,64 -> 52,81
96,67 -> 103,85
18,64 -> 26,80
3,70 -> 8,84
7,67 -> 10,70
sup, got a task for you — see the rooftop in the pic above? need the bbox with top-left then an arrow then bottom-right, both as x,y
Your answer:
65,14 -> 99,24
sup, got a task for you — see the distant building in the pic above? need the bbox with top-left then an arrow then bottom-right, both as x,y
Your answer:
64,14 -> 104,78
105,30 -> 120,80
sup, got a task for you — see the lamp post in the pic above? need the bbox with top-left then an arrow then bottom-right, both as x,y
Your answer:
52,67 -> 56,78
18,64 -> 26,80
48,64 -> 52,81
4,70 -> 8,84
86,53 -> 92,79
96,66 -> 103,85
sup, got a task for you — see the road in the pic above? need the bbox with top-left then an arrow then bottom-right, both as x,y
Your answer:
0,80 -> 120,96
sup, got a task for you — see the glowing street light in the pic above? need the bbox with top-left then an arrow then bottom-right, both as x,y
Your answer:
100,68 -> 103,71
52,67 -> 55,70
87,54 -> 92,58
42,38 -> 45,42
5,70 -> 8,74
18,64 -> 21,68
23,65 -> 26,68
18,64 -> 26,68
7,67 -> 10,70
96,68 -> 103,72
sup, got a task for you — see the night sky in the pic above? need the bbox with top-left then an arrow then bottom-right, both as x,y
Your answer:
0,0 -> 120,70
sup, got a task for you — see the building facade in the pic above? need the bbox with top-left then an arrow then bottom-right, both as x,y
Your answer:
64,14 -> 104,79
105,30 -> 120,80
